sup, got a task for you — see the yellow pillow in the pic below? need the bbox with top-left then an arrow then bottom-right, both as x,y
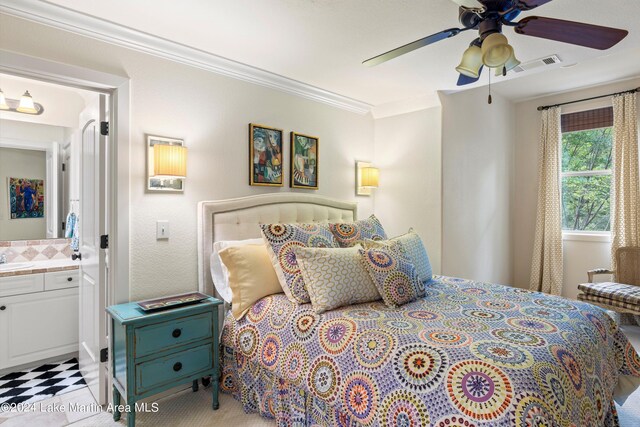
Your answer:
218,244 -> 283,319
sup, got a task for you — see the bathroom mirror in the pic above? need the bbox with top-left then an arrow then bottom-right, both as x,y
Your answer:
0,120 -> 73,241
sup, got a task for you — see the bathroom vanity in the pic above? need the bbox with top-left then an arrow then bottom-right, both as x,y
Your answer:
0,260 -> 79,371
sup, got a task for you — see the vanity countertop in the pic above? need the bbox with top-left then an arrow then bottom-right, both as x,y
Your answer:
0,259 -> 79,278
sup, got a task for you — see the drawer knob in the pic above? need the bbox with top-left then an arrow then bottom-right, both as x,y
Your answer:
172,328 -> 182,338
67,277 -> 73,282
0,306 -> 5,311
173,362 -> 182,372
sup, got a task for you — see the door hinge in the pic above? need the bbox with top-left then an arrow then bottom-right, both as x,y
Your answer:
62,163 -> 66,172
100,347 -> 108,363
62,221 -> 66,231
100,234 -> 109,249
100,121 -> 109,136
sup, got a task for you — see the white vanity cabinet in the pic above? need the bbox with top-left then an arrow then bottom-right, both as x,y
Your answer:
0,269 -> 79,371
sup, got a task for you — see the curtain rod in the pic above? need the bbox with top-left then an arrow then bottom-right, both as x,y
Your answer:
537,87 -> 639,111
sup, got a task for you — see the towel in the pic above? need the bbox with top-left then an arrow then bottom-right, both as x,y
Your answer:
71,216 -> 79,252
65,212 -> 80,252
65,211 -> 76,239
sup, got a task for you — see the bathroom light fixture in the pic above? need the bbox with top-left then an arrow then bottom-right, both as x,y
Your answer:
147,135 -> 187,192
17,91 -> 38,114
0,89 -> 9,110
356,161 -> 379,196
0,89 -> 44,115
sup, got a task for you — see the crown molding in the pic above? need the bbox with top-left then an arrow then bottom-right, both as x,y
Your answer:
0,0 -> 372,115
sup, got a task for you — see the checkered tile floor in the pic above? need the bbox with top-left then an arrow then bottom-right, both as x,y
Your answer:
0,358 -> 86,405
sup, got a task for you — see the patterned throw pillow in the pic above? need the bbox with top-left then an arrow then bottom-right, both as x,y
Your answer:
359,247 -> 424,308
294,245 -> 381,314
360,229 -> 432,283
260,223 -> 339,304
329,214 -> 388,247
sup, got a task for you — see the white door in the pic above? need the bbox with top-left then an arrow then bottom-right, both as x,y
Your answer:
78,94 -> 108,405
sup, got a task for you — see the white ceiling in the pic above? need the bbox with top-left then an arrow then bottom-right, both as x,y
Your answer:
47,0 -> 640,106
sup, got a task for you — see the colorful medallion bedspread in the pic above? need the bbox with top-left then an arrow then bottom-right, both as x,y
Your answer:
221,276 -> 640,426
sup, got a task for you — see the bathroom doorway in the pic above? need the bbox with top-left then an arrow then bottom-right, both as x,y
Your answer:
0,52 -> 130,406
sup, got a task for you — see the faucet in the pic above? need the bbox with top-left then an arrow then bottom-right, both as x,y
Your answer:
0,254 -> 6,265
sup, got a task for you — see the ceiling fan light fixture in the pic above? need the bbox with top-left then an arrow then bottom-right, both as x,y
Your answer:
481,33 -> 514,68
450,0 -> 485,12
495,51 -> 521,76
456,44 -> 483,78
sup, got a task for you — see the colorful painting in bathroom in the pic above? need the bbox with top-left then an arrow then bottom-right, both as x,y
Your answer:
8,177 -> 45,219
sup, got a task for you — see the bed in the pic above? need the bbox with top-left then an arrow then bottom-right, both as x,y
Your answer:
197,194 -> 640,427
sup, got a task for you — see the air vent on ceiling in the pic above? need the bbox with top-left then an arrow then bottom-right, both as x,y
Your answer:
512,55 -> 562,73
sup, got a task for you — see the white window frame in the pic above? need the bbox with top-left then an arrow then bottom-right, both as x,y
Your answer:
561,129 -> 613,242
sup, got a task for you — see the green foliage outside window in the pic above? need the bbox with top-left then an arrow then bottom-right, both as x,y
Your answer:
561,127 -> 612,232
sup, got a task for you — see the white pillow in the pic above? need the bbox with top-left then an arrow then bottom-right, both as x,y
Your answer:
210,238 -> 263,302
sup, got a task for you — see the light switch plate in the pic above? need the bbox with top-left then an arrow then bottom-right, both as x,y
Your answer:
156,220 -> 169,240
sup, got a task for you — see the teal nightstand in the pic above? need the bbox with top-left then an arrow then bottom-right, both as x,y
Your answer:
106,297 -> 223,427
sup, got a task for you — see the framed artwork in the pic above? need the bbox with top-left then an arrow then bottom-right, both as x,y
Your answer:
290,132 -> 319,190
8,177 -> 45,219
249,124 -> 283,187
147,135 -> 185,192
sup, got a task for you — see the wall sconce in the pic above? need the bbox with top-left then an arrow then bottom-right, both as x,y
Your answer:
356,161 -> 379,196
0,89 -> 44,115
147,135 -> 187,192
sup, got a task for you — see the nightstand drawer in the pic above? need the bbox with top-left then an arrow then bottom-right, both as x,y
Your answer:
135,343 -> 212,394
134,312 -> 213,358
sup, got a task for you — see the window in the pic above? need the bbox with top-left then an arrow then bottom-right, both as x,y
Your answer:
561,107 -> 613,233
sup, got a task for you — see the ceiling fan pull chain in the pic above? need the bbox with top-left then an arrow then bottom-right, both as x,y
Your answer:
502,66 -> 507,77
488,71 -> 493,105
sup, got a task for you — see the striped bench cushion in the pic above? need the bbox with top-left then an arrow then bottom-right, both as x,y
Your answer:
577,292 -> 640,315
577,282 -> 640,306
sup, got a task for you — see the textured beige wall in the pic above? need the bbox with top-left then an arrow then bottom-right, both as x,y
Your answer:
0,14 -> 376,300
374,107 -> 442,274
513,78 -> 640,297
440,88 -> 516,284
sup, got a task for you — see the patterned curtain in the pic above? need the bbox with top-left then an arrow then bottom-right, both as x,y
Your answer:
530,107 -> 563,295
611,93 -> 640,272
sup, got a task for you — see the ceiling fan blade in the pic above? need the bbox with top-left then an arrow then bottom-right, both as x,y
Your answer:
515,16 -> 628,50
515,0 -> 554,11
363,28 -> 463,67
457,66 -> 483,86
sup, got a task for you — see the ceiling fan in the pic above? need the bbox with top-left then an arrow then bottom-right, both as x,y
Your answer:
363,0 -> 629,87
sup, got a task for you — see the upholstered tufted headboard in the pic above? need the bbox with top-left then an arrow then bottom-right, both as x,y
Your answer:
197,193 -> 357,301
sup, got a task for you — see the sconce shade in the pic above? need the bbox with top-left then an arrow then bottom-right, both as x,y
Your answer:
456,45 -> 483,78
361,167 -> 379,188
16,90 -> 38,114
0,89 -> 8,110
153,144 -> 187,179
481,33 -> 513,68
